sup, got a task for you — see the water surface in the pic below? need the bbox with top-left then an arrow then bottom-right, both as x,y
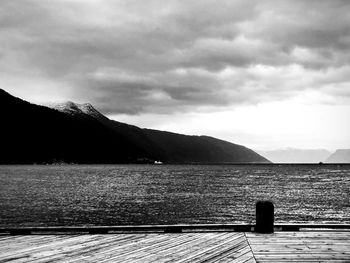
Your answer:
0,164 -> 349,226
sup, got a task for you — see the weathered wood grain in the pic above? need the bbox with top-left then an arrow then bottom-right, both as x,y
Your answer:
0,231 -> 349,262
246,231 -> 350,262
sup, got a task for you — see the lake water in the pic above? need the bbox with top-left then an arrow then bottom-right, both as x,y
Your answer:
0,164 -> 349,227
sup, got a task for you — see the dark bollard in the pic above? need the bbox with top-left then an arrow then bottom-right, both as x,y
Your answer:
255,201 -> 274,233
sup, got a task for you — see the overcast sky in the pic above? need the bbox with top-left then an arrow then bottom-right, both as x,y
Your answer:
1,0 -> 350,151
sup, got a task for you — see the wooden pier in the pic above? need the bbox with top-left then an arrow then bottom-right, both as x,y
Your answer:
0,225 -> 349,262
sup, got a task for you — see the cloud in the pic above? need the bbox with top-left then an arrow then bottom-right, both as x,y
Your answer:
78,76 -> 232,115
1,0 -> 350,114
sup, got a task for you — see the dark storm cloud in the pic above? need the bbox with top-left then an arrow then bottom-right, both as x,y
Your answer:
79,77 -> 234,115
1,0 -> 349,114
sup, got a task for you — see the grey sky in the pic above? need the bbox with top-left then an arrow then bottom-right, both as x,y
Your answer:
1,0 -> 350,150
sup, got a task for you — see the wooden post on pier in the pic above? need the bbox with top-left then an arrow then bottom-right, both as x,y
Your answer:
255,200 -> 274,233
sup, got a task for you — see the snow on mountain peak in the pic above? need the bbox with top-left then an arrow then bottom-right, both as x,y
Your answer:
47,101 -> 106,120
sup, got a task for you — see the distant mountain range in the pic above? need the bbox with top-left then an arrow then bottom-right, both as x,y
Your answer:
258,148 -> 331,163
325,149 -> 350,163
258,148 -> 350,163
0,89 -> 269,164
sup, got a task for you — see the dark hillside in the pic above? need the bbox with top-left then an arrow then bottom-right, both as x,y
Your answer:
143,129 -> 269,163
0,89 -> 147,164
0,89 -> 270,164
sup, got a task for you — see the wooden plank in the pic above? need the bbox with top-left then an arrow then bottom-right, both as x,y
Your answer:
250,245 -> 350,253
0,235 -> 83,258
121,233 -> 208,263
64,235 -> 176,262
249,233 -> 350,238
175,236 -> 248,263
63,233 -> 180,262
114,233 -> 233,263
256,260 -> 350,262
62,234 -> 153,263
97,234 -> 190,262
160,233 -> 240,262
252,254 -> 350,260
26,234 -> 147,263
0,231 -> 349,262
242,258 -> 257,263
98,233 -> 229,262
160,233 -> 246,263
0,235 -> 143,262
0,235 -> 58,246
0,235 -> 103,262
0,235 -> 71,254
229,248 -> 256,263
246,231 -> 350,262
204,244 -> 254,263
27,236 -> 143,263
110,234 -> 207,262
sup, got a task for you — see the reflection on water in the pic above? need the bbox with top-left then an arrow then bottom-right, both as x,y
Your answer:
0,164 -> 349,226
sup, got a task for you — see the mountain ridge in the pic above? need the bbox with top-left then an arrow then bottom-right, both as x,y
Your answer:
47,101 -> 108,121
50,100 -> 270,163
325,149 -> 350,163
258,148 -> 331,163
0,89 -> 270,164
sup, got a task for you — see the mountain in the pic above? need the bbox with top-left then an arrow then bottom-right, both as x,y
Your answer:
325,149 -> 350,163
143,130 -> 266,163
47,101 -> 107,121
0,89 -> 270,164
0,90 -> 148,164
258,148 -> 331,163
